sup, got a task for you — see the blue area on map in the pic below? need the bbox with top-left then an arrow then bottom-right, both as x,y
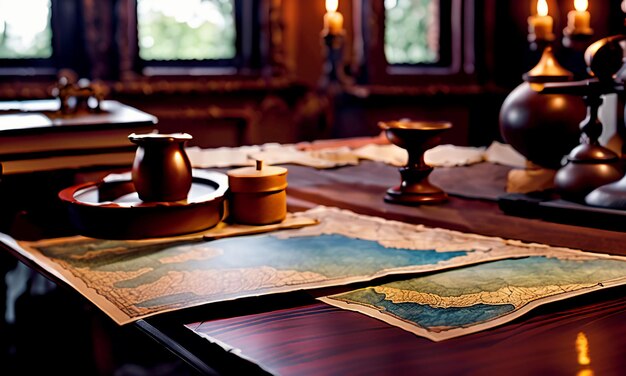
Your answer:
379,298 -> 515,328
332,256 -> 626,332
345,288 -> 515,328
193,233 -> 469,278
114,233 -> 469,288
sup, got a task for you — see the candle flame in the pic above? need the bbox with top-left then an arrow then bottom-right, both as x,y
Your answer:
326,0 -> 338,12
537,0 -> 549,16
576,332 -> 591,366
575,0 -> 588,12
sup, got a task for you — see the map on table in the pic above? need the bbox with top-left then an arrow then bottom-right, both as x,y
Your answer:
321,255 -> 626,341
4,206 -> 622,325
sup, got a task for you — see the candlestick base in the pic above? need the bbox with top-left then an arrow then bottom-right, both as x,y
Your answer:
523,46 -> 573,83
585,176 -> 626,209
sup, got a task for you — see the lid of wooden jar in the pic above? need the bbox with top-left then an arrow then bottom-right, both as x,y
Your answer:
227,160 -> 288,193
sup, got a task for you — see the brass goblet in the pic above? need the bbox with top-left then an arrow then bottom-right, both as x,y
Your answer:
379,120 -> 452,205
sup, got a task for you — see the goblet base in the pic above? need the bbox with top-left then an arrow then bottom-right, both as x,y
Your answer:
384,185 -> 448,205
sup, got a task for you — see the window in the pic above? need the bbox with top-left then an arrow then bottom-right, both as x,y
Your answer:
0,0 -> 57,76
384,0 -> 439,65
124,0 -> 270,76
356,0 -> 473,85
136,0 -> 236,61
0,0 -> 275,80
0,0 -> 52,59
0,0 -> 89,79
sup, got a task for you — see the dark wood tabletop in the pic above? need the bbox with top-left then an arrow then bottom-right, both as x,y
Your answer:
137,161 -> 626,376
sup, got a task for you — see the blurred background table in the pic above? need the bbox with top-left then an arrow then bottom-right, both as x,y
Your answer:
0,99 -> 157,175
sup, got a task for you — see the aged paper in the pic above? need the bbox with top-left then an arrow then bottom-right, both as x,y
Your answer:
2,206 -> 618,326
321,254 -> 626,341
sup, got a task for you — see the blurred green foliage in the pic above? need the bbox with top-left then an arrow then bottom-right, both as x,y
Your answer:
385,0 -> 439,64
0,28 -> 52,59
138,0 -> 236,61
0,0 -> 52,59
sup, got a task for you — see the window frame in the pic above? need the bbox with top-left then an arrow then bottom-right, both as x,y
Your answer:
0,0 -> 283,83
118,0 -> 279,78
354,0 -> 476,86
0,0 -> 84,78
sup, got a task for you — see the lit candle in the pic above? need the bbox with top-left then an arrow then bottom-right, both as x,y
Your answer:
566,0 -> 592,35
323,0 -> 344,35
528,0 -> 554,41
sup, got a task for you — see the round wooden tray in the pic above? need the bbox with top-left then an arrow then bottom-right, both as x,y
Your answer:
58,169 -> 228,239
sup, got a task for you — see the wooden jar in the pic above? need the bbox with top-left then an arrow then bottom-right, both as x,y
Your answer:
227,161 -> 288,225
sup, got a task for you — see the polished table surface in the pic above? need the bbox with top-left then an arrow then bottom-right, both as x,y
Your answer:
136,161 -> 626,376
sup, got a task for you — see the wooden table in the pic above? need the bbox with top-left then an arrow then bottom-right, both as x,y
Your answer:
134,161 -> 626,376
2,160 -> 625,375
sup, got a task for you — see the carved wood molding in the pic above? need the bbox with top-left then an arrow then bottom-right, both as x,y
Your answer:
82,0 -> 114,80
111,76 -> 298,96
266,0 -> 289,77
117,0 -> 139,81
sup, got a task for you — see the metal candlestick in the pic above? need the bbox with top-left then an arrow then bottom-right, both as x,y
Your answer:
551,88 -> 623,201
584,36 -> 626,209
540,36 -> 626,204
320,31 -> 349,89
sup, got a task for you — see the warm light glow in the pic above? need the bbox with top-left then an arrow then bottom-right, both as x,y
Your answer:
577,370 -> 594,376
323,0 -> 343,34
537,0 -> 549,16
326,0 -> 338,12
576,332 -> 591,366
566,0 -> 591,35
575,0 -> 588,12
552,97 -> 567,110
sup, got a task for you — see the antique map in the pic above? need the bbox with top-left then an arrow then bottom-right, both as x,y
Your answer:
321,255 -> 626,341
4,206 -> 624,326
